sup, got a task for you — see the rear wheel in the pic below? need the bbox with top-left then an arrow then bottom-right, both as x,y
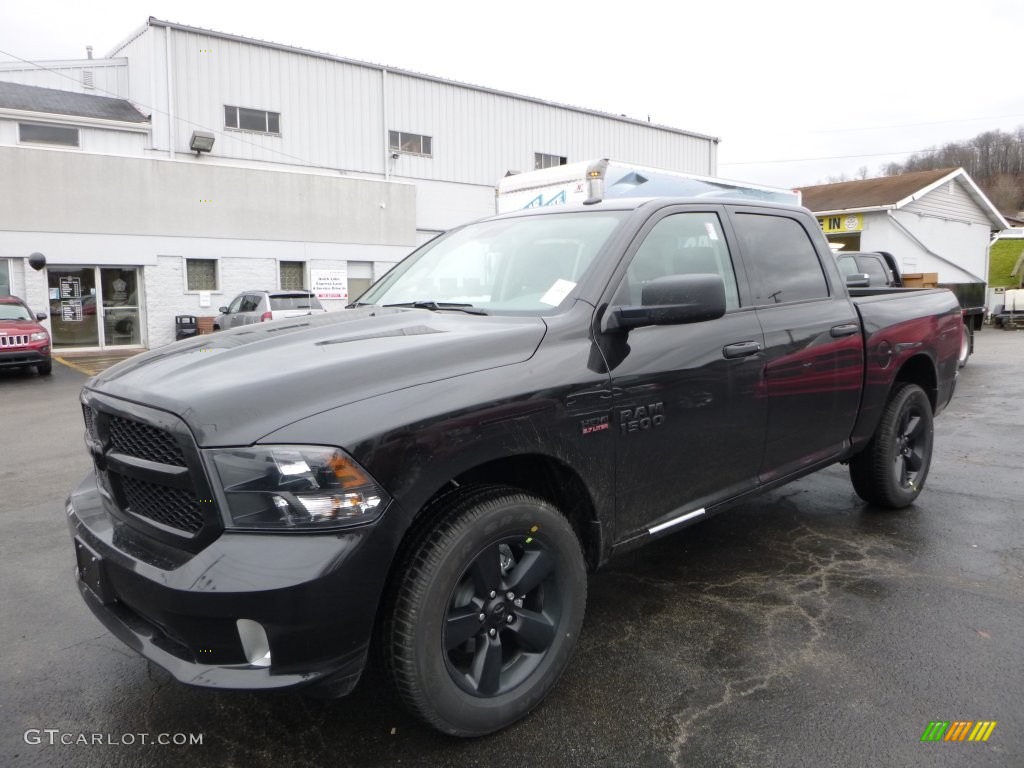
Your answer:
957,322 -> 972,368
850,383 -> 933,508
383,486 -> 586,736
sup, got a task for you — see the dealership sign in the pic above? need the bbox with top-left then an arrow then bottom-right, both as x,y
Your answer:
310,269 -> 348,301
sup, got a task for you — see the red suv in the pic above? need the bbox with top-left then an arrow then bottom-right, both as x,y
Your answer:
0,296 -> 52,376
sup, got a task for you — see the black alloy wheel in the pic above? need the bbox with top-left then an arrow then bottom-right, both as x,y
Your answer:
383,486 -> 587,737
444,536 -> 561,697
850,382 -> 934,508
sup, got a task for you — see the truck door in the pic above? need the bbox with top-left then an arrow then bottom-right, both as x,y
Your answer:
730,209 -> 864,483
604,208 -> 767,539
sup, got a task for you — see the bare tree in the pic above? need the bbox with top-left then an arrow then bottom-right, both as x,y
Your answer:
874,125 -> 1024,215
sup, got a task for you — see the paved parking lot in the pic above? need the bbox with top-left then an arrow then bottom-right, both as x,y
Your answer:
1,332 -> 1022,767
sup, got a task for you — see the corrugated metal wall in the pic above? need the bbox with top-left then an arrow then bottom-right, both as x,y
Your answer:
0,118 -> 148,155
0,60 -> 129,98
135,24 -> 714,182
385,73 -> 715,185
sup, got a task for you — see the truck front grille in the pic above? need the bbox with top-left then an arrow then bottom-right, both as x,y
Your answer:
0,334 -> 30,347
109,415 -> 187,466
82,395 -> 220,549
120,475 -> 205,534
82,404 -> 98,442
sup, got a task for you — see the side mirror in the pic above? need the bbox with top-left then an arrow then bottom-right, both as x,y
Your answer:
605,274 -> 726,332
35,312 -> 47,322
218,306 -> 230,314
845,273 -> 871,288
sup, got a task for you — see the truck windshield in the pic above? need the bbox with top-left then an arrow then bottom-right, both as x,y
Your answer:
357,212 -> 627,314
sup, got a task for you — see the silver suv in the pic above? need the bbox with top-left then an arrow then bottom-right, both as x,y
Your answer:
214,290 -> 326,330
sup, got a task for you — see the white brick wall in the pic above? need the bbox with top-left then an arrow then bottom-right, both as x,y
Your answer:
144,254 -> 405,349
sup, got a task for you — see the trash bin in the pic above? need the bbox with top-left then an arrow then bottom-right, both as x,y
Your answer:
175,315 -> 198,341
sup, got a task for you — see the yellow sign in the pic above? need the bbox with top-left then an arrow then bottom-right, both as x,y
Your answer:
818,213 -> 863,234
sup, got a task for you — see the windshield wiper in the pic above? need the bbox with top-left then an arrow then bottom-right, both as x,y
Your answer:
382,301 -> 488,315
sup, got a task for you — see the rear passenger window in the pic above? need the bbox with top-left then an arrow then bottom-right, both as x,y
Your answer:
734,214 -> 829,304
614,212 -> 741,311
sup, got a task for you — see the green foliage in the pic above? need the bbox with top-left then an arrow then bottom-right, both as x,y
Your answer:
989,239 -> 1024,287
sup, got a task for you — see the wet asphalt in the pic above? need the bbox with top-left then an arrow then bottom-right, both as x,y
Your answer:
1,331 -> 1021,768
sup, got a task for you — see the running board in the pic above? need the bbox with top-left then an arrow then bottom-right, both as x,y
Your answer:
648,508 -> 706,535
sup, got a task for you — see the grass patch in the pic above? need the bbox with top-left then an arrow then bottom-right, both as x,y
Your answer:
989,239 -> 1024,287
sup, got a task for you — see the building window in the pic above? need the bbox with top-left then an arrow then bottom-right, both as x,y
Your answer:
19,122 -> 80,147
0,259 -> 9,297
389,130 -> 432,156
280,261 -> 305,290
224,106 -> 281,134
185,258 -> 218,291
535,153 -> 566,170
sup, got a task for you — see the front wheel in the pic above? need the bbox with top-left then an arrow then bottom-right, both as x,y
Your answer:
849,383 -> 934,508
383,487 -> 587,736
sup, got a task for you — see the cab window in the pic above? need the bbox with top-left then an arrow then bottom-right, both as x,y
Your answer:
613,212 -> 740,310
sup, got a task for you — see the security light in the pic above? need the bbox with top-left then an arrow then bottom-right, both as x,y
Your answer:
190,130 -> 215,154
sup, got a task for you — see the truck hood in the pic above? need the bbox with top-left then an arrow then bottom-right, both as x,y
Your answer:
87,308 -> 546,446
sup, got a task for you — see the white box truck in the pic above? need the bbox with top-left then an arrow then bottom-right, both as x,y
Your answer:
496,158 -> 800,214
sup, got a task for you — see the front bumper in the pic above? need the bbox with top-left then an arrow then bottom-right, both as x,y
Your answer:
67,471 -> 401,696
0,346 -> 49,369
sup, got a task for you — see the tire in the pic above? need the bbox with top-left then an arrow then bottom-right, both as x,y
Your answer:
37,361 -> 52,376
849,383 -> 934,508
383,486 -> 587,737
957,322 -> 972,368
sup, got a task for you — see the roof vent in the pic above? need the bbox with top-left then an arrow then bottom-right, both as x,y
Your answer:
83,70 -> 94,89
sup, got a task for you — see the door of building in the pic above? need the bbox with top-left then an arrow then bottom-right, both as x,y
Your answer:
47,266 -> 143,349
100,268 -> 141,346
47,267 -> 99,348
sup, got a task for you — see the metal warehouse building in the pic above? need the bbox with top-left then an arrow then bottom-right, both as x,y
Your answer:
0,17 -> 718,351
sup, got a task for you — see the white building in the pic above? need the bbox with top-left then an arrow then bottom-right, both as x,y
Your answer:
0,17 -> 718,352
797,168 -> 1008,312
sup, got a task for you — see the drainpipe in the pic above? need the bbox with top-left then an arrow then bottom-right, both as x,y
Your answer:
382,68 -> 389,181
165,25 -> 176,159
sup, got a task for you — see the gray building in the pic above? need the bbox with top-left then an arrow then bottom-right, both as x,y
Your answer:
0,17 -> 718,352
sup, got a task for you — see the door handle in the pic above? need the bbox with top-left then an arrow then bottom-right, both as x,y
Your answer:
722,341 -> 762,359
830,323 -> 860,338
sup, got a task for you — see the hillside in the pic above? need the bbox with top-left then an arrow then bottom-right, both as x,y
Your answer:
880,127 -> 1024,216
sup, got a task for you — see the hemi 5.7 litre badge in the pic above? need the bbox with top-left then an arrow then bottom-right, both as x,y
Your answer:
619,403 -> 665,434
580,415 -> 610,436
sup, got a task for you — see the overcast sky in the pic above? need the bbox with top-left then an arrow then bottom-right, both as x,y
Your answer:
2,0 -> 1022,188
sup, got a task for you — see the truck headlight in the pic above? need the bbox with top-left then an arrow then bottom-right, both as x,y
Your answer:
30,331 -> 49,341
207,445 -> 389,530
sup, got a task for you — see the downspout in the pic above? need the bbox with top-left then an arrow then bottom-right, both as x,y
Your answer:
886,211 -> 985,282
165,25 -> 175,159
382,68 -> 389,181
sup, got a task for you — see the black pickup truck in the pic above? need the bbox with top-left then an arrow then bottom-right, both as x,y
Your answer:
836,250 -> 982,366
67,198 -> 961,737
